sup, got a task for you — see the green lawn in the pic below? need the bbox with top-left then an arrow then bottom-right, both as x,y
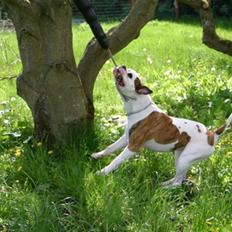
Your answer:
0,19 -> 232,232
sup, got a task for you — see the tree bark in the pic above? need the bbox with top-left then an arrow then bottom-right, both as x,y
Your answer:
4,0 -> 91,142
174,0 -> 180,21
4,0 -> 158,143
180,0 -> 232,56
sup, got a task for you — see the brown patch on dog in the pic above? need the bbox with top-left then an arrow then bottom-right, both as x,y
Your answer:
207,130 -> 214,146
129,123 -> 139,136
174,132 -> 191,149
215,124 -> 226,135
134,78 -> 142,91
196,124 -> 201,133
128,112 -> 191,152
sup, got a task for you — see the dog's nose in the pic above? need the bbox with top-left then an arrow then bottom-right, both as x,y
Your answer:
113,66 -> 127,77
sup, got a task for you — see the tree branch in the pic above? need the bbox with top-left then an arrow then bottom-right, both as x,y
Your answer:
199,8 -> 232,56
179,0 -> 210,9
77,0 -> 158,102
179,0 -> 232,56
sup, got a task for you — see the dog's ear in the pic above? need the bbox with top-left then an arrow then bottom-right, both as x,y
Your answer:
136,86 -> 153,95
134,78 -> 153,95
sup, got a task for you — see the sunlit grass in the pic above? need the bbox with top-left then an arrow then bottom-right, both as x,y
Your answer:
0,19 -> 232,231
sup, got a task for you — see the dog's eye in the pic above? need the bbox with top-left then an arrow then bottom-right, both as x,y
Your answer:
122,65 -> 127,70
128,73 -> 133,79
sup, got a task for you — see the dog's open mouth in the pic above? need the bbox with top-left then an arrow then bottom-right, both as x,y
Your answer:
114,68 -> 125,87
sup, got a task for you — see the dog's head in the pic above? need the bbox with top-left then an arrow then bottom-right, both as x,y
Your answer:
113,66 -> 152,100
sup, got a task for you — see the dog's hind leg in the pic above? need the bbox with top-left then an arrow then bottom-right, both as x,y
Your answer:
162,149 -> 183,187
91,134 -> 127,159
164,143 -> 214,188
96,147 -> 136,175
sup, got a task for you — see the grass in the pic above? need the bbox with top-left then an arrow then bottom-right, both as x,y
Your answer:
0,18 -> 232,231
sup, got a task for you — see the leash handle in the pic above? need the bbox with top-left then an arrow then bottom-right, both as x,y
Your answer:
73,1 -> 118,67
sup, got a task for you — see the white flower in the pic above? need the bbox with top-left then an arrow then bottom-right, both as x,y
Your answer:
110,128 -> 119,135
164,70 -> 171,76
3,119 -> 10,125
211,67 -> 216,72
147,56 -> 153,64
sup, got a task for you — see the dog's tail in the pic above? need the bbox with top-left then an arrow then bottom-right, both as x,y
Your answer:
214,113 -> 232,143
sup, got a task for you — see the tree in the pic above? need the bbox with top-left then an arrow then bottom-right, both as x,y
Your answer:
3,0 -> 158,143
179,0 -> 232,56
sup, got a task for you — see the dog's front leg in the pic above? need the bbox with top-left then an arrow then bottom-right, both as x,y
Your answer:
96,147 -> 136,175
91,134 -> 127,159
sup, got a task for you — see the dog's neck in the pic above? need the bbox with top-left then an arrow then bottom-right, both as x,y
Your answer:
123,95 -> 159,116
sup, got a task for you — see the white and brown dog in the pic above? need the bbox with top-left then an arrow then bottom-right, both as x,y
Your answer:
92,66 -> 232,187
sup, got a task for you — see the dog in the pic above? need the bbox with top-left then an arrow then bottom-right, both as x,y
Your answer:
91,66 -> 232,187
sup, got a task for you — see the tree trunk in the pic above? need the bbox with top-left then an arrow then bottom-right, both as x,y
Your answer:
174,0 -> 180,21
5,1 -> 92,142
180,0 -> 232,56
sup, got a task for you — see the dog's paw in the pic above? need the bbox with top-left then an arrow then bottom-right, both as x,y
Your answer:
162,179 -> 183,189
91,153 -> 98,159
161,178 -> 175,187
96,168 -> 107,176
91,152 -> 104,159
162,183 -> 181,189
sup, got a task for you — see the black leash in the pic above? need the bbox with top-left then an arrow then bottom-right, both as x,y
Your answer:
73,0 -> 118,67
